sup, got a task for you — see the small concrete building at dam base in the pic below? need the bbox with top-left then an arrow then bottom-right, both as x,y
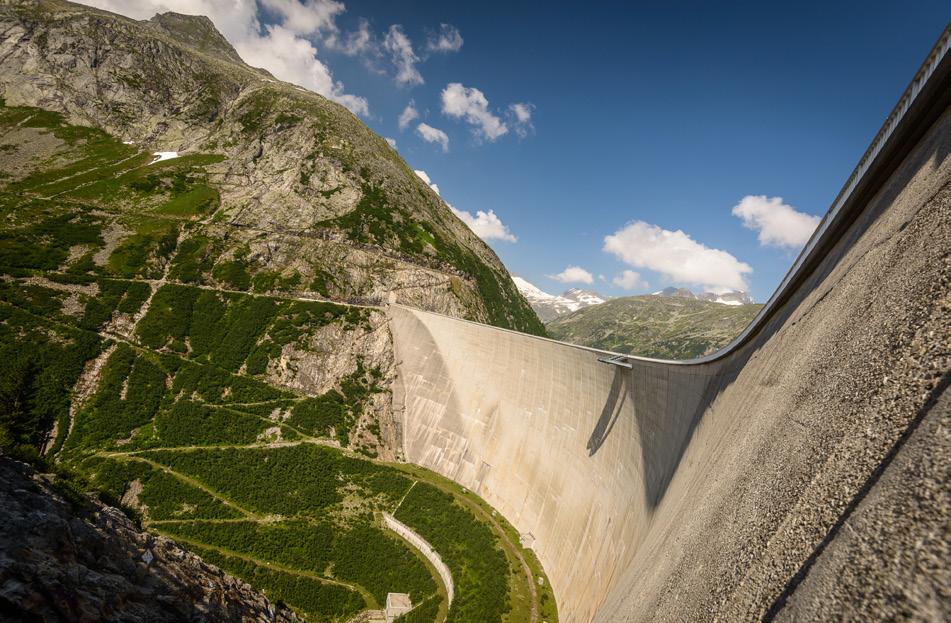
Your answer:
387,26 -> 951,622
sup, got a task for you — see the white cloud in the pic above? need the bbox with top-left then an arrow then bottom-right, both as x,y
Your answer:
612,270 -> 647,291
78,0 -> 368,116
731,195 -> 820,249
416,123 -> 449,152
508,102 -> 534,138
548,266 -> 594,284
414,169 -> 439,194
259,0 -> 343,36
414,168 -> 516,243
383,24 -> 423,86
398,101 -> 419,131
328,17 -> 374,56
426,24 -> 463,53
509,102 -> 532,123
450,207 -> 517,242
385,137 -> 397,149
441,83 -> 508,141
603,221 -> 752,292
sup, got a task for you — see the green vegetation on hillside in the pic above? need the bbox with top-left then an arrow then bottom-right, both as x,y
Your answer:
395,483 -> 511,623
0,304 -> 101,459
546,295 -> 762,359
0,94 -> 556,622
317,181 -> 545,336
188,545 -> 367,621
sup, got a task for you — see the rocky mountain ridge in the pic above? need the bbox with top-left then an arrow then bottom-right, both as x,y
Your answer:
652,286 -> 754,306
513,276 -> 607,322
0,0 -> 542,334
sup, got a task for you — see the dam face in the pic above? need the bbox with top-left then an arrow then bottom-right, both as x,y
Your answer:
390,33 -> 951,623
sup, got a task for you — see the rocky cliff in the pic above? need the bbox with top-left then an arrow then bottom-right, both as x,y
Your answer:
0,3 -> 554,620
0,0 -> 542,335
0,453 -> 301,622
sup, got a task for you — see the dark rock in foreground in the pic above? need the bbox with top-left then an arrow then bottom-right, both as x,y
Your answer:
0,454 -> 299,623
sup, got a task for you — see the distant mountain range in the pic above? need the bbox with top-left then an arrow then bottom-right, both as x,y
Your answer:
512,277 -> 609,322
546,295 -> 763,360
513,277 -> 760,359
652,287 -> 754,306
514,277 -> 755,322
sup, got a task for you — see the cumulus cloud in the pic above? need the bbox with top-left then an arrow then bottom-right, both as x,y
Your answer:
509,102 -> 532,123
384,24 -> 423,86
258,0 -> 343,36
413,169 -> 439,194
441,83 -> 508,141
426,23 -> 463,53
327,17 -> 374,56
398,101 -> 419,131
548,266 -> 594,284
416,123 -> 449,152
731,195 -> 820,249
603,221 -> 752,292
78,0 -> 368,116
612,270 -> 647,291
385,137 -> 397,149
450,207 -> 517,242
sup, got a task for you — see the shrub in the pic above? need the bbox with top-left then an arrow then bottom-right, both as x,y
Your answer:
186,545 -> 366,621
153,400 -> 268,447
395,483 -> 511,623
67,345 -> 166,450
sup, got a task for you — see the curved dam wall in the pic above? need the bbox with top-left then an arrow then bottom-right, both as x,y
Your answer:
389,34 -> 951,622
390,304 -> 717,622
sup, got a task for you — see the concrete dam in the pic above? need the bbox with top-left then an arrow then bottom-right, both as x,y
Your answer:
388,27 -> 951,622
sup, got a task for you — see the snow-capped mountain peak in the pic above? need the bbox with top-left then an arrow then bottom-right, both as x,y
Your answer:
562,288 -> 608,306
513,277 -> 607,322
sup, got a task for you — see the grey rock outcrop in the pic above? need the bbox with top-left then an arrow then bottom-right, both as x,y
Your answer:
0,0 -> 542,335
0,453 -> 301,622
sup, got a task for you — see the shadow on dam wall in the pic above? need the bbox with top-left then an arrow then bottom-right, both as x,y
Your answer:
389,31 -> 950,623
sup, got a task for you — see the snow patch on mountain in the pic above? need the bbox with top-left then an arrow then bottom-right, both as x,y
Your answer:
652,286 -> 754,305
150,151 -> 179,164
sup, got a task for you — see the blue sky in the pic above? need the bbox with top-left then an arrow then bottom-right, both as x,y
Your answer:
90,1 -> 949,301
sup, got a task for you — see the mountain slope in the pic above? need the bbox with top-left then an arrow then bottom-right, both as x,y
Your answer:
0,0 -> 543,335
546,295 -> 762,359
0,100 -> 553,622
0,2 -> 555,621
